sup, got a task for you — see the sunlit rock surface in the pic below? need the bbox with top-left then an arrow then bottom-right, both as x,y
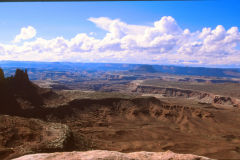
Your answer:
13,150 -> 212,160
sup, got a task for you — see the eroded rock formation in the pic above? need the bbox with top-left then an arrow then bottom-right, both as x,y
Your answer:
0,115 -> 74,160
133,85 -> 240,107
0,68 -> 61,115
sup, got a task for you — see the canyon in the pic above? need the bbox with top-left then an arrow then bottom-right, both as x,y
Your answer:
0,66 -> 240,160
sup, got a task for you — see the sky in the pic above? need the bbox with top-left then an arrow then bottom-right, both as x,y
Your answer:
0,0 -> 240,67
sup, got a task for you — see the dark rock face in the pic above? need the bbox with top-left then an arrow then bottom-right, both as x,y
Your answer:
0,68 -> 4,80
9,70 -> 44,108
0,68 -> 55,115
0,70 -> 22,115
14,69 -> 29,83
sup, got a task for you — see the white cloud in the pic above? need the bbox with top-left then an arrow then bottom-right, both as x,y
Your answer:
13,26 -> 37,43
154,16 -> 182,34
0,16 -> 240,67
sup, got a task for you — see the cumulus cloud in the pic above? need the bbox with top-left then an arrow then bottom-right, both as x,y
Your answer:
0,16 -> 240,67
13,26 -> 37,43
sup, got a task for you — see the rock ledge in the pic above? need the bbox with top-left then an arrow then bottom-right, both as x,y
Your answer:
13,150 -> 212,160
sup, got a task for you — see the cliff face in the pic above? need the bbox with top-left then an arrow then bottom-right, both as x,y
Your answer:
0,69 -> 57,115
133,85 -> 240,107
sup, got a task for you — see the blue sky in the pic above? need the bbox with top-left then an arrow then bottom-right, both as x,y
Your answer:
0,0 -> 239,42
0,0 -> 239,67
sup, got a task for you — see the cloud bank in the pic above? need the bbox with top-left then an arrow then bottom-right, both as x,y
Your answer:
13,26 -> 37,43
1,16 -> 240,67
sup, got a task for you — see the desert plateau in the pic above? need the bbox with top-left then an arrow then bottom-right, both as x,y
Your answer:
0,62 -> 240,160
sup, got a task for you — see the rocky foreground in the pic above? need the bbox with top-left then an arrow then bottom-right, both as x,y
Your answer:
13,150 -> 212,160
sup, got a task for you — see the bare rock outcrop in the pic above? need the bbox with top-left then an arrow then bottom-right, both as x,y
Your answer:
13,150 -> 212,160
0,68 -> 62,115
0,115 -> 74,160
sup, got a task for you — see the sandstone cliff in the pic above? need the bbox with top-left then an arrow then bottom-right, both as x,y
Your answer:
133,85 -> 240,107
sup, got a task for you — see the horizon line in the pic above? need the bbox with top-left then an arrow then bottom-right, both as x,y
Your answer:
1,60 -> 240,69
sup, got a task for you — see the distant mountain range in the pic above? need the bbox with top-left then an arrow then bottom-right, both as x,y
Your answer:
1,60 -> 240,78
